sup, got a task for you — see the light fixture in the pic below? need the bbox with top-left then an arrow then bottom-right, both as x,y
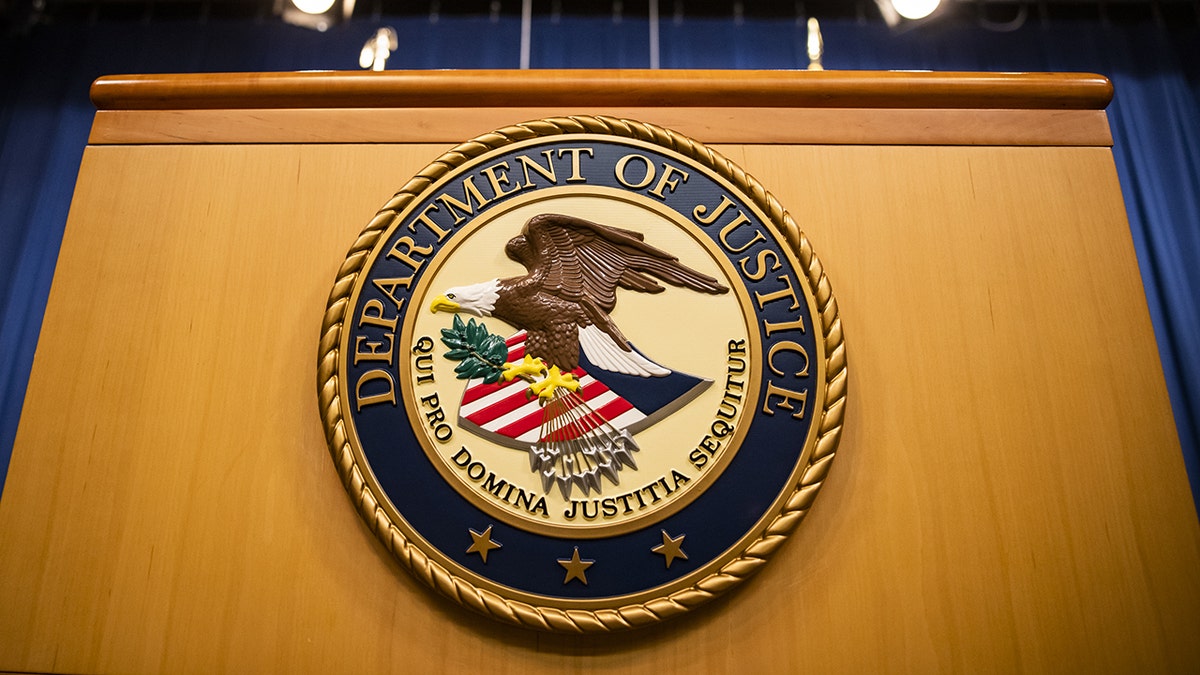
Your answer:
873,0 -> 942,28
292,0 -> 336,14
892,0 -> 940,20
806,18 -> 824,71
360,27 -> 398,71
277,0 -> 354,31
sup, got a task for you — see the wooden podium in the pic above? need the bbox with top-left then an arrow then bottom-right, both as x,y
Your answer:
2,71 -> 1198,672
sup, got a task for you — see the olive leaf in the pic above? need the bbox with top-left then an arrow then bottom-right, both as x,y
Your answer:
439,314 -> 507,383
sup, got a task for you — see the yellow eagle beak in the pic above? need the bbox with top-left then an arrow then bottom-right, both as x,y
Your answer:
429,294 -> 460,313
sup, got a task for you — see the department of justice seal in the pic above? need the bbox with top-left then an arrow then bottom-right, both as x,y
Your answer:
317,117 -> 846,632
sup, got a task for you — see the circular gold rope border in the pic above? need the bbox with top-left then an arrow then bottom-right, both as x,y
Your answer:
316,116 -> 848,633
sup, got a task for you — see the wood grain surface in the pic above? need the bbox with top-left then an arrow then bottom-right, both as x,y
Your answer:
89,70 -> 1114,111
87,107 -> 1113,147
2,137 -> 1197,673
84,70 -> 1115,147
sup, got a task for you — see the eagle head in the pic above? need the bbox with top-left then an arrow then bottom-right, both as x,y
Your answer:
429,279 -> 501,317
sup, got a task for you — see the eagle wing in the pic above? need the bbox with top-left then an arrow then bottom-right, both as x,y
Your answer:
504,213 -> 728,373
511,213 -> 728,314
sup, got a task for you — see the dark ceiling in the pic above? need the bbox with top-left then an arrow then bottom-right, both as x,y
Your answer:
3,0 -> 1196,33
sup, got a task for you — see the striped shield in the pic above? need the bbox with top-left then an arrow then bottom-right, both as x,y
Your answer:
456,331 -> 710,450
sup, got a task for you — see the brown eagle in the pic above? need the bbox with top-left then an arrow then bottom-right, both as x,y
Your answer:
429,213 -> 729,376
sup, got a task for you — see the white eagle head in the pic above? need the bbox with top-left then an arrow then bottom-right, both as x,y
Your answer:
429,279 -> 501,317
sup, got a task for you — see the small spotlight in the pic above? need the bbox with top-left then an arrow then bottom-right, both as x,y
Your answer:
360,27 -> 398,71
891,0 -> 940,20
874,0 -> 941,28
292,0 -> 336,14
806,18 -> 824,71
278,0 -> 354,31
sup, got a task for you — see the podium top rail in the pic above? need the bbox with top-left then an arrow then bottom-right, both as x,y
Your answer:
85,70 -> 1116,146
90,70 -> 1112,111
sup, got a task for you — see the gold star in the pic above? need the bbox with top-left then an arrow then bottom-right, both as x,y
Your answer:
651,530 -> 688,569
465,525 -> 502,563
557,547 -> 594,585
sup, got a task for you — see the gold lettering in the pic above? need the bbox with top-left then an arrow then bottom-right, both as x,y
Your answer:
754,274 -> 802,311
385,236 -> 432,271
372,277 -> 413,311
761,381 -> 808,419
437,176 -> 492,225
763,315 -> 806,337
693,194 -> 736,225
767,340 -> 810,378
648,163 -> 689,199
718,210 -> 766,254
408,202 -> 449,241
354,334 -> 394,365
556,147 -> 593,182
614,153 -> 655,189
738,248 -> 781,281
355,369 -> 396,411
481,161 -> 521,200
517,150 -> 558,187
357,298 -> 398,331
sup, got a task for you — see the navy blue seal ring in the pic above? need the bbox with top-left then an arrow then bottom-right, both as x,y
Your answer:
317,116 -> 846,632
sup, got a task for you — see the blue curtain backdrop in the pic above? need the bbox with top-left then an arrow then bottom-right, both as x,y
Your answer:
1,11 -> 1197,511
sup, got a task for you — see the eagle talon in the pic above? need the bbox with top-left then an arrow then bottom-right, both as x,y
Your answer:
528,365 -> 580,401
502,354 -> 547,382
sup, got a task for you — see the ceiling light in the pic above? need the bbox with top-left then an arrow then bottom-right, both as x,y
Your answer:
891,0 -> 940,21
360,27 -> 398,71
873,0 -> 942,28
292,0 -> 336,15
278,0 -> 354,31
